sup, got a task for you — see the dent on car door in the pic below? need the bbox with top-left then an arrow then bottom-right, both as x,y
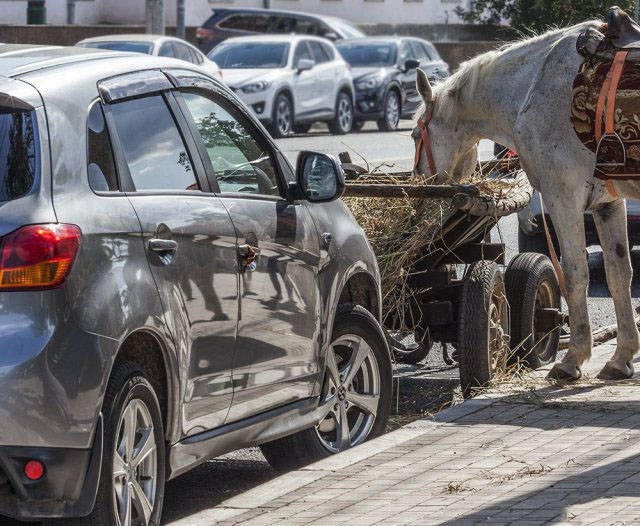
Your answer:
176,87 -> 322,421
103,90 -> 239,437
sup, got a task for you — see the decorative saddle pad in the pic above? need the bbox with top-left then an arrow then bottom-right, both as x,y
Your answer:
571,58 -> 640,180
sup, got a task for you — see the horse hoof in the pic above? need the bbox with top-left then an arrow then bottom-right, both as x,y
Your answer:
546,363 -> 582,382
597,361 -> 634,380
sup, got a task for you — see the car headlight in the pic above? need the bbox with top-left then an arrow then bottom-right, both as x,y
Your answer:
240,81 -> 271,94
356,76 -> 383,90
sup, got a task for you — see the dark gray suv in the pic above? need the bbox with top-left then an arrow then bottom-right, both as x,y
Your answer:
0,44 -> 391,525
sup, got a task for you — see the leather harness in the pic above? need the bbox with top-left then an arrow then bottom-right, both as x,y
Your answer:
594,49 -> 629,198
413,105 -> 437,176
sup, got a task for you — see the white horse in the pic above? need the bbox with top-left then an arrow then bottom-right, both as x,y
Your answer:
412,21 -> 640,381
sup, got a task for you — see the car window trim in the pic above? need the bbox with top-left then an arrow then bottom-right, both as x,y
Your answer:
101,91 -> 211,194
86,99 -> 121,195
170,86 -> 288,201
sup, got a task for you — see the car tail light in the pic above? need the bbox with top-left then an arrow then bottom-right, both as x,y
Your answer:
0,224 -> 81,290
196,27 -> 214,42
24,460 -> 45,481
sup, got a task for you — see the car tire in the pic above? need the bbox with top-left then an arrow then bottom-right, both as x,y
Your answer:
328,92 -> 353,135
44,362 -> 166,526
377,90 -> 400,132
518,228 -> 558,258
270,92 -> 293,138
458,261 -> 510,399
505,253 -> 561,369
260,304 -> 392,471
292,123 -> 311,134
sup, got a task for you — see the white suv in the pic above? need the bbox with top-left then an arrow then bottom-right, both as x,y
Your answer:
210,35 -> 355,137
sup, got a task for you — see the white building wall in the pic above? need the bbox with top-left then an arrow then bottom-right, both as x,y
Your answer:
1,0 -> 469,26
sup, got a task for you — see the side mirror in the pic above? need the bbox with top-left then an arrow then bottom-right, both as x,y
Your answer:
403,59 -> 420,71
296,151 -> 345,202
296,58 -> 315,72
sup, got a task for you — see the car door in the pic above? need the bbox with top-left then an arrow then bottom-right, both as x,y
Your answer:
397,40 -> 421,114
291,40 -> 318,118
172,77 -> 322,421
308,40 -> 337,113
100,73 -> 239,437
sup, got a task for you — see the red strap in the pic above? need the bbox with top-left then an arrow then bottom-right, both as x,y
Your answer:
413,107 -> 437,177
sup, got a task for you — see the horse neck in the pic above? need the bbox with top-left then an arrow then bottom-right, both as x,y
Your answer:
439,27 -> 585,150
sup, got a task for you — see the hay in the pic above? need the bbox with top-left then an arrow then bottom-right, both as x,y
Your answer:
343,164 -> 523,331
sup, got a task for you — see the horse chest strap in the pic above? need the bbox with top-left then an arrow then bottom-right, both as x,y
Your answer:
414,108 -> 437,176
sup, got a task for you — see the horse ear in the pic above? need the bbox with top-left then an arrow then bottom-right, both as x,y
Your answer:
416,68 -> 433,104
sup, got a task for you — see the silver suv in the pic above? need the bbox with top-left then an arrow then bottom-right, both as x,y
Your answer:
0,44 -> 391,525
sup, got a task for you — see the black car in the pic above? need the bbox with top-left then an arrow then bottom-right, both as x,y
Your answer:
337,37 -> 450,131
196,7 -> 365,54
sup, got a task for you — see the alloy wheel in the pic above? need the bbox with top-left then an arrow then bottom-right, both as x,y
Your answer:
337,96 -> 353,133
315,334 -> 380,453
276,97 -> 292,136
112,399 -> 157,526
385,92 -> 400,130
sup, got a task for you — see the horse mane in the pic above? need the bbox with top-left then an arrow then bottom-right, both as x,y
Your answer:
415,20 -> 603,121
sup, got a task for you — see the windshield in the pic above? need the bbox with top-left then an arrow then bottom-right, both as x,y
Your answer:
0,108 -> 38,202
209,42 -> 290,69
329,19 -> 366,39
80,41 -> 154,54
337,42 -> 396,67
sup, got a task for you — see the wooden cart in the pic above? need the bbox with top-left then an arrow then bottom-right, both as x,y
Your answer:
341,155 -> 564,397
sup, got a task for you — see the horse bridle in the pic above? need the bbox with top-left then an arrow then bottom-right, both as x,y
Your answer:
413,105 -> 437,176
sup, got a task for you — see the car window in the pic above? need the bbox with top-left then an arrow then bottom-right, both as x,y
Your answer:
218,14 -> 269,32
180,92 -> 280,196
321,42 -> 335,61
410,41 -> 429,64
87,103 -> 118,192
0,107 -> 38,202
80,41 -> 154,54
308,41 -> 331,63
269,15 -> 297,34
158,41 -> 176,58
398,41 -> 418,63
189,47 -> 204,64
174,42 -> 194,62
294,18 -> 322,36
293,41 -> 313,64
422,41 -> 442,61
109,95 -> 198,192
210,41 -> 290,69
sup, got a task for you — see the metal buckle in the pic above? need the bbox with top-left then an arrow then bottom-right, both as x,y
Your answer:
596,132 -> 627,167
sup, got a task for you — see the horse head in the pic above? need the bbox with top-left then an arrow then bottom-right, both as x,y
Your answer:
412,68 -> 478,185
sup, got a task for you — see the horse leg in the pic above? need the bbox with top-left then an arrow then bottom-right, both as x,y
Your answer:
544,197 -> 592,381
592,200 -> 638,379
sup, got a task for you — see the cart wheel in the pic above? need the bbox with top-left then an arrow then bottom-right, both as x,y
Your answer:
458,261 -> 510,399
394,326 -> 433,364
505,252 -> 561,369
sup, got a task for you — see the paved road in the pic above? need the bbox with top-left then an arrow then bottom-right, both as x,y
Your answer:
8,123 -> 636,526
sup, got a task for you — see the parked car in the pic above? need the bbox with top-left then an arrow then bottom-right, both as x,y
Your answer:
337,37 -> 450,131
209,35 -> 355,137
196,7 -> 365,54
518,190 -> 640,255
0,44 -> 391,524
76,34 -> 223,79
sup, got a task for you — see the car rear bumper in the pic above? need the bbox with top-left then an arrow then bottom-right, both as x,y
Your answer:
0,416 -> 102,520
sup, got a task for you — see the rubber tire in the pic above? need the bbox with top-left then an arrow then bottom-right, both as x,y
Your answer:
394,326 -> 433,365
260,304 -> 392,471
376,90 -> 400,132
352,120 -> 365,132
505,253 -> 561,369
458,261 -> 509,399
44,362 -> 166,526
292,123 -> 311,134
518,227 -> 559,259
328,92 -> 353,135
269,93 -> 293,138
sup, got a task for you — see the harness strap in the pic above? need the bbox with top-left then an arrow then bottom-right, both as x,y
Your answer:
413,106 -> 437,176
595,50 -> 628,198
538,193 -> 567,300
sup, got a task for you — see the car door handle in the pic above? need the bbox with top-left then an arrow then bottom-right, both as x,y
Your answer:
149,239 -> 178,253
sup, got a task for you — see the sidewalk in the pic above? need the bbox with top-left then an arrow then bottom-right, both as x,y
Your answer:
168,340 -> 640,525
